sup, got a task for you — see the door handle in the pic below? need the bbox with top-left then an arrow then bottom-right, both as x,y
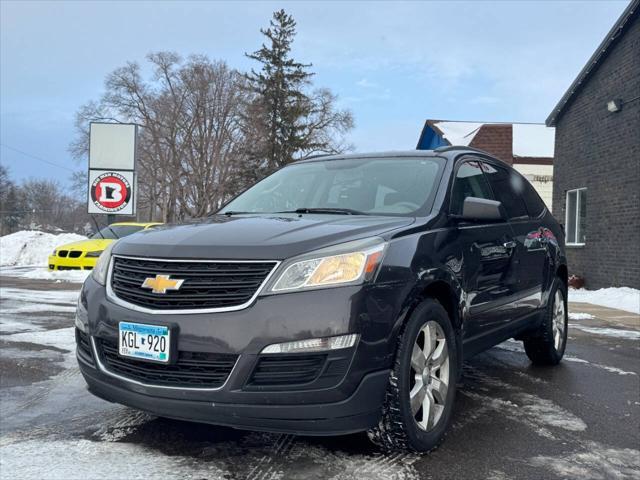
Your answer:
503,241 -> 517,249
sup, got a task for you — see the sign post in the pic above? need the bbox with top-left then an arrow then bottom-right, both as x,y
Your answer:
87,123 -> 138,223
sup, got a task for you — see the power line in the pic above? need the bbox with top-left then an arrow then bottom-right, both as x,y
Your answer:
0,143 -> 76,173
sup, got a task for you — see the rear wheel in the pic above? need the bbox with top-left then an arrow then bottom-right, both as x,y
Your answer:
368,299 -> 458,452
523,279 -> 568,365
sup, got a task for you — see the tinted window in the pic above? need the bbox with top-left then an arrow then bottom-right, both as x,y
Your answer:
450,161 -> 494,215
221,157 -> 445,216
521,177 -> 547,217
482,164 -> 528,220
91,225 -> 144,239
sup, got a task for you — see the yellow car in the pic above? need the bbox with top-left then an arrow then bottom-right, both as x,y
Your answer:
48,222 -> 162,271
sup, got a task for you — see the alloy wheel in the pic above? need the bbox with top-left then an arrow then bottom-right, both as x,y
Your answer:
552,290 -> 566,351
409,320 -> 450,432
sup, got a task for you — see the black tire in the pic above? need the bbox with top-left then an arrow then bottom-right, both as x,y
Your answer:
368,299 -> 458,452
523,278 -> 568,365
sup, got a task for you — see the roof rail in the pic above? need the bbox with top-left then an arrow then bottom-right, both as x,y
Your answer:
300,152 -> 332,160
433,145 -> 491,155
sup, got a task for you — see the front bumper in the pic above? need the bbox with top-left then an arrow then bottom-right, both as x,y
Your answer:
49,255 -> 97,270
79,356 -> 389,435
77,275 -> 406,435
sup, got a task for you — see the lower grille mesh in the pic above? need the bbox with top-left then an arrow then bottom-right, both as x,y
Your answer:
98,339 -> 237,388
250,354 -> 327,386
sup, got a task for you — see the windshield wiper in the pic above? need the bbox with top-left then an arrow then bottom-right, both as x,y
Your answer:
279,208 -> 368,215
221,211 -> 255,216
105,226 -> 119,239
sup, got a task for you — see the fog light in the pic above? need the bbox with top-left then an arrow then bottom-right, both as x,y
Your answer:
261,334 -> 359,354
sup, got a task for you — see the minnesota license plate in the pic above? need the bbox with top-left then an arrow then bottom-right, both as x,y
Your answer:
119,322 -> 170,363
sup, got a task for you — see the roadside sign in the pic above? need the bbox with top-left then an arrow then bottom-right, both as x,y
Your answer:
89,123 -> 136,170
87,123 -> 137,216
88,170 -> 135,214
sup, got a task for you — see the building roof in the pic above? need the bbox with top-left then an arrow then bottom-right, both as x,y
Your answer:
546,0 -> 639,126
418,120 -> 555,163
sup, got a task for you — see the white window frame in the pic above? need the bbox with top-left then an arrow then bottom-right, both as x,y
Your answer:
565,187 -> 586,246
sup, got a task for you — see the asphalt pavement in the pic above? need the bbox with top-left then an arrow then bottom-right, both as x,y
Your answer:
1,273 -> 638,480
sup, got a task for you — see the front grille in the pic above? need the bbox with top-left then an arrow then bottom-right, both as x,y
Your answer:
98,339 -> 237,388
58,250 -> 68,258
250,354 -> 327,386
110,256 -> 277,311
68,251 -> 82,258
75,328 -> 94,366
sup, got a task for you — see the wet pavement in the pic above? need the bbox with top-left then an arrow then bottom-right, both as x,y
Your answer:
1,274 -> 638,479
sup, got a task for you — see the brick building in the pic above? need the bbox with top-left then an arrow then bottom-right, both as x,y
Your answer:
416,120 -> 555,210
546,0 -> 639,289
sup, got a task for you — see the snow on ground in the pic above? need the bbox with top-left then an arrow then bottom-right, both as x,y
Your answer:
496,340 -> 637,376
568,324 -> 640,340
0,230 -> 86,267
563,356 -> 637,376
0,438 -> 229,480
528,441 -> 640,480
0,287 -> 79,333
0,287 -> 79,305
568,312 -> 595,320
0,266 -> 90,283
2,327 -> 77,353
569,287 -> 640,314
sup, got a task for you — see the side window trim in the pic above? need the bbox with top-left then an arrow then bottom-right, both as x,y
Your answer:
448,156 -> 504,223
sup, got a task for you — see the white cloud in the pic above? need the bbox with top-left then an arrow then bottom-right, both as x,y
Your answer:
356,78 -> 379,89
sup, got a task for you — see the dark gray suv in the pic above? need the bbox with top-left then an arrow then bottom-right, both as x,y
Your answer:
75,147 -> 568,452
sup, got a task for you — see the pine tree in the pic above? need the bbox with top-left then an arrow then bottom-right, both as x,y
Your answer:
245,9 -> 314,170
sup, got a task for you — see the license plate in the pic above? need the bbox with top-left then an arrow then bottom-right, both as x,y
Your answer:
119,322 -> 170,363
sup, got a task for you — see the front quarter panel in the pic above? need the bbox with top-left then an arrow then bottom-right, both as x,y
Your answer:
376,228 -> 465,351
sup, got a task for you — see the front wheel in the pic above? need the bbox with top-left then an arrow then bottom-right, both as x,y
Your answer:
368,299 -> 458,452
523,279 -> 568,365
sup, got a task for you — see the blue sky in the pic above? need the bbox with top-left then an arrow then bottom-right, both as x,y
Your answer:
0,0 -> 629,185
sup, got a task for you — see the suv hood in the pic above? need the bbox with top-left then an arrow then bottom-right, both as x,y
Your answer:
113,214 -> 414,260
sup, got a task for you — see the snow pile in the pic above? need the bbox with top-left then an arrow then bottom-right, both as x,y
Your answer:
569,287 -> 640,315
0,230 -> 86,267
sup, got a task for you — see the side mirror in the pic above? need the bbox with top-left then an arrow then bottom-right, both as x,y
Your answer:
460,197 -> 504,222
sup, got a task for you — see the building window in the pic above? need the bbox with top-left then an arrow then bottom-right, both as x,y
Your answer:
565,188 -> 586,245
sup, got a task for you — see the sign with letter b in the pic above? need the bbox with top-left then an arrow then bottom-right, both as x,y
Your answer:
87,123 -> 137,216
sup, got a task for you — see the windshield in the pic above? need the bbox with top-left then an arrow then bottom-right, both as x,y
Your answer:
220,157 -> 445,216
91,225 -> 144,239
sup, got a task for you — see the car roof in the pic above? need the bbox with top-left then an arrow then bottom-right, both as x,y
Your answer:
294,146 -> 495,164
109,222 -> 162,227
295,150 -> 440,163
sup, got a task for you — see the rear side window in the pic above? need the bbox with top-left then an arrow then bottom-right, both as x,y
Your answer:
482,164 -> 529,220
521,177 -> 547,217
450,161 -> 494,215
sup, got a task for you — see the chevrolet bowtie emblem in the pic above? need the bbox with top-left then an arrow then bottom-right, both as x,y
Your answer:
141,274 -> 185,294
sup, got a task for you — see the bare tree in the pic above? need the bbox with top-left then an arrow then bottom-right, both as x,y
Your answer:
70,53 -> 251,222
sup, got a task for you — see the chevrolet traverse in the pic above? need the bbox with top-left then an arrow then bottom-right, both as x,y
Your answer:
76,147 -> 568,452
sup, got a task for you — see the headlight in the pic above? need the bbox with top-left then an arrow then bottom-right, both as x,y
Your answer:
52,249 -> 57,256
85,250 -> 104,258
91,241 -> 116,285
269,237 -> 386,293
